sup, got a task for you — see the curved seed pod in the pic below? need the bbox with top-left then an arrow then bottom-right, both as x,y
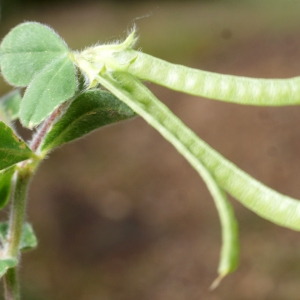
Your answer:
203,177 -> 239,287
96,72 -> 239,281
96,71 -> 300,231
115,50 -> 300,106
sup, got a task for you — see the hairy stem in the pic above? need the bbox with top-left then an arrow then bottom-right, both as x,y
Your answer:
3,268 -> 18,300
2,99 -> 72,299
3,168 -> 32,300
29,105 -> 62,153
6,169 -> 32,257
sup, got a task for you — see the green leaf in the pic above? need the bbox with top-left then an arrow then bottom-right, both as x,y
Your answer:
0,222 -> 37,251
0,121 -> 34,170
0,22 -> 76,128
0,166 -> 15,209
0,258 -> 17,277
98,72 -> 300,232
96,72 -> 239,282
19,56 -> 76,128
41,90 -> 135,152
0,90 -> 21,122
19,223 -> 38,251
0,22 -> 69,86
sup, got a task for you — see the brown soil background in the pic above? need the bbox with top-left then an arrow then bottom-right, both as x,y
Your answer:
1,1 -> 300,299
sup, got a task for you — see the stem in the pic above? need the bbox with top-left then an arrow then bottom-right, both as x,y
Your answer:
6,170 -> 32,257
29,105 -> 62,152
3,268 -> 18,300
2,95 -> 74,299
2,100 -> 71,299
3,168 -> 32,300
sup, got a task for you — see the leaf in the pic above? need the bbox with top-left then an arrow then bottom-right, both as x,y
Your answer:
0,222 -> 37,251
0,22 -> 69,86
0,166 -> 15,209
0,121 -> 34,170
19,223 -> 38,251
0,22 -> 76,128
0,90 -> 22,122
0,258 -> 17,277
19,56 -> 76,128
116,50 -> 300,106
41,90 -> 135,152
98,72 -> 300,232
96,71 -> 239,282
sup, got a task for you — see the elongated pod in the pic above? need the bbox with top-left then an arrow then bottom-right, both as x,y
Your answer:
114,50 -> 300,106
95,72 -> 239,281
96,71 -> 300,231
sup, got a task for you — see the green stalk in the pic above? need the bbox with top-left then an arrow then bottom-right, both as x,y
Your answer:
3,168 -> 32,300
1,101 -> 67,299
6,169 -> 32,257
4,268 -> 18,300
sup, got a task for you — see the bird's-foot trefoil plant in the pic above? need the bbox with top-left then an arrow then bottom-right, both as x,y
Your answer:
0,22 -> 300,299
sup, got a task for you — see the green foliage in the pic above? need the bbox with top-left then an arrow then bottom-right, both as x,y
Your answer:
0,221 -> 37,279
0,259 -> 17,278
41,90 -> 135,152
19,223 -> 38,251
0,22 -> 70,86
0,20 -> 300,298
19,57 -> 76,128
0,122 -> 34,170
0,22 -> 76,128
0,167 -> 15,209
0,90 -> 21,123
0,222 -> 37,252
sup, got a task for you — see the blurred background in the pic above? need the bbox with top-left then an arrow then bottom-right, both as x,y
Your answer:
1,0 -> 300,299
